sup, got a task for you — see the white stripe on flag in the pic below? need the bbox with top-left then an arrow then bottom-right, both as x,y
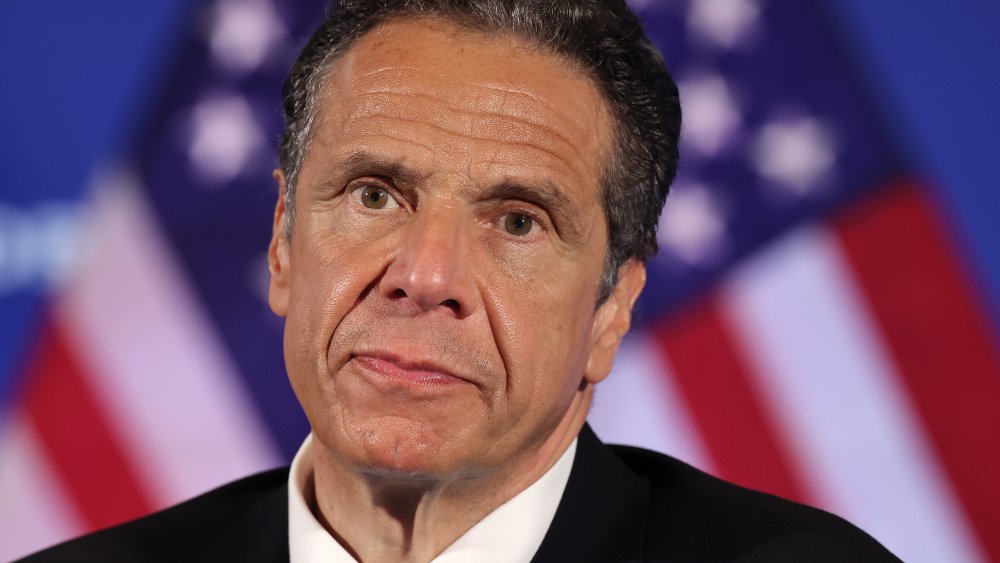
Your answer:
0,414 -> 83,561
721,224 -> 984,563
588,334 -> 714,471
57,168 -> 281,507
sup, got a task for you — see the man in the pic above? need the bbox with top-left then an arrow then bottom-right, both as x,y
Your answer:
25,0 -> 898,561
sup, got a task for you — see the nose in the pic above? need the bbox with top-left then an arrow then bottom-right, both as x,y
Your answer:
378,208 -> 477,318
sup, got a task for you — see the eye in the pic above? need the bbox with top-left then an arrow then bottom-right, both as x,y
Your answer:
502,213 -> 535,236
355,185 -> 399,210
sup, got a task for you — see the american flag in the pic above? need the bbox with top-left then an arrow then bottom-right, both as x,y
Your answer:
1,0 -> 998,561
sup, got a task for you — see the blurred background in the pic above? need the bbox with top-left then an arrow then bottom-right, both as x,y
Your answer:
1,0 -> 998,560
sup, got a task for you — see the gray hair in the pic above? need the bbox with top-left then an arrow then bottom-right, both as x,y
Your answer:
278,0 -> 681,303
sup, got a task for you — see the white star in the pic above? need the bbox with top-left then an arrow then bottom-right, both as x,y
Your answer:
751,116 -> 837,196
679,74 -> 742,157
209,0 -> 286,73
688,0 -> 762,49
0,202 -> 83,294
657,182 -> 729,265
0,205 -> 31,294
188,94 -> 265,185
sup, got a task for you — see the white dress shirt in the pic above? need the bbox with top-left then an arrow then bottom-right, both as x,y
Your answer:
287,434 -> 577,563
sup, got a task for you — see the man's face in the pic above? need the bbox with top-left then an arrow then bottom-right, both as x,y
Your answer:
268,18 -> 643,481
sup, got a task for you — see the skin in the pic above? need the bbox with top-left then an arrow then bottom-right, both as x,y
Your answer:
267,17 -> 647,563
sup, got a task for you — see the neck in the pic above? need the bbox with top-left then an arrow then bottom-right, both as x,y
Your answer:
308,386 -> 592,562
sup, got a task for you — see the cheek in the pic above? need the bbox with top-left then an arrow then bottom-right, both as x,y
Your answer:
289,208 -> 400,314
481,236 -> 544,287
283,216 -> 400,384
490,266 -> 597,411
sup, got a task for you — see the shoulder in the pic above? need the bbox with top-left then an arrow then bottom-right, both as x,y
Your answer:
610,444 -> 900,562
18,468 -> 290,563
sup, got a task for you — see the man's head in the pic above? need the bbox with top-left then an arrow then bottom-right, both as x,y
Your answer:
279,0 -> 680,301
267,0 -> 679,486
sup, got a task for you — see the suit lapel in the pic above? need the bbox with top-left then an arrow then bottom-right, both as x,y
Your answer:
532,424 -> 649,562
198,482 -> 290,563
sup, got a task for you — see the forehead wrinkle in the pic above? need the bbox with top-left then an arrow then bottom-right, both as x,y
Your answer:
350,82 -> 598,162
322,22 -> 615,181
356,64 -> 447,82
345,48 -> 607,130
346,93 -> 599,178
471,79 -> 604,138
343,130 -> 439,160
336,114 -> 580,189
355,68 -> 570,124
345,111 -> 584,181
357,16 -> 599,104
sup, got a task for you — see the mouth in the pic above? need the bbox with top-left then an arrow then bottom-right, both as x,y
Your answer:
350,351 -> 468,387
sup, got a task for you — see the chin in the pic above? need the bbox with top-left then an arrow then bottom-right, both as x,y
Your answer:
345,415 -> 478,481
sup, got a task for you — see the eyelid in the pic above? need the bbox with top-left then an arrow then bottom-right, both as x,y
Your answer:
499,200 -> 550,229
495,209 -> 545,238
349,179 -> 403,209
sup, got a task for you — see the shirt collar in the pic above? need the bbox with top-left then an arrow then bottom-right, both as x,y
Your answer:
288,434 -> 577,563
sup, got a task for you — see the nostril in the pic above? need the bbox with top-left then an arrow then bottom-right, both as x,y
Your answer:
391,288 -> 407,299
441,298 -> 460,311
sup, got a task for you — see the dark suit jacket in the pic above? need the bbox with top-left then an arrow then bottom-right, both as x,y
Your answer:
21,425 -> 898,562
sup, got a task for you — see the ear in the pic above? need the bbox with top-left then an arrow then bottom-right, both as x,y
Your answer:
584,259 -> 646,385
267,169 -> 291,317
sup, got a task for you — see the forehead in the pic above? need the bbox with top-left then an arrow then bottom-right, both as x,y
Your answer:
311,17 -> 614,197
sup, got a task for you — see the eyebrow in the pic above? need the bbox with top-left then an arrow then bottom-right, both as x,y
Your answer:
338,152 -> 425,187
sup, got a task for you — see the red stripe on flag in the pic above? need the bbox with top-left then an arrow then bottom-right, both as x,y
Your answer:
651,297 -> 808,503
834,180 -> 1000,561
21,318 -> 154,532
